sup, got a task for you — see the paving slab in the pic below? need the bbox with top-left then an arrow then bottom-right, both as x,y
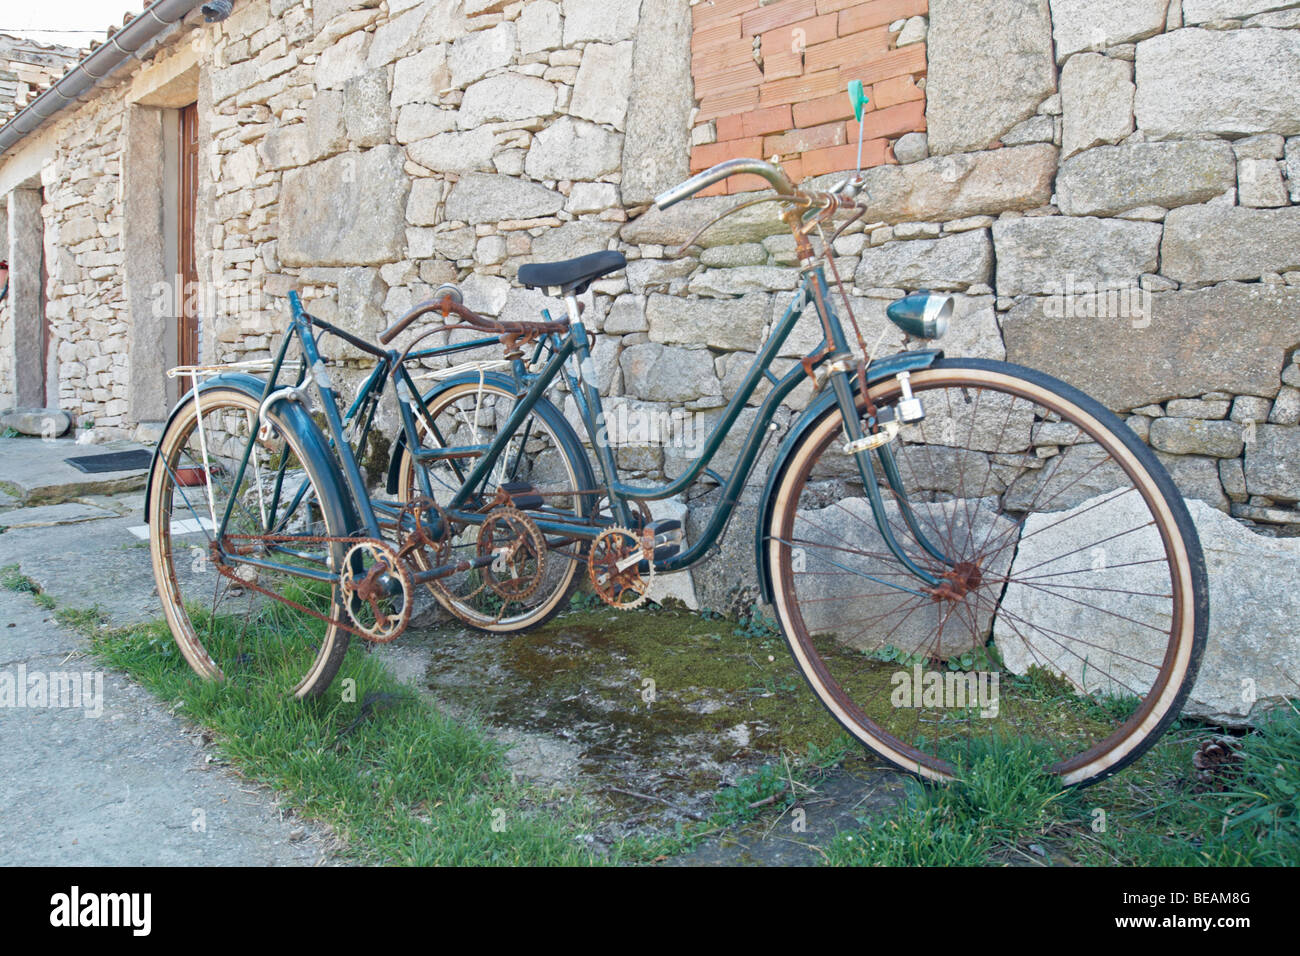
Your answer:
0,499 -> 162,626
0,502 -> 117,529
0,437 -> 152,506
0,587 -> 332,866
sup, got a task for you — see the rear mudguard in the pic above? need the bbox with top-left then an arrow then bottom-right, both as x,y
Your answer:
384,370 -> 596,513
143,372 -> 359,536
754,349 -> 942,603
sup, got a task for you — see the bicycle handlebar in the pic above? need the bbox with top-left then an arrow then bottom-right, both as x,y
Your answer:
654,158 -> 797,210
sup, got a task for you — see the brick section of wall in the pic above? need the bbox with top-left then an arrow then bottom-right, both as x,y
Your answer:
689,0 -> 927,194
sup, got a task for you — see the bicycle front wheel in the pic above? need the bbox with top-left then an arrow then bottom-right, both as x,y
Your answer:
766,358 -> 1208,786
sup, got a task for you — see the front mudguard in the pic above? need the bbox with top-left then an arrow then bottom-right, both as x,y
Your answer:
753,349 -> 942,603
142,372 -> 358,535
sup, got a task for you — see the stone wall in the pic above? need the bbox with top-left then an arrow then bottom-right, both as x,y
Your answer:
758,0 -> 1300,542
38,97 -> 131,430
0,202 -> 10,409
11,0 -> 1299,511
11,0 -> 1298,518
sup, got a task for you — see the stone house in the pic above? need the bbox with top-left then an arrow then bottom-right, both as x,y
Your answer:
0,0 -> 1298,715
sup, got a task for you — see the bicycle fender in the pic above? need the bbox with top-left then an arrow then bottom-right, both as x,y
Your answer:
144,372 -> 359,538
384,370 -> 596,512
753,349 -> 943,604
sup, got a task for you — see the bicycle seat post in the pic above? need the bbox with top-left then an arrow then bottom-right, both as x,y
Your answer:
563,294 -> 583,327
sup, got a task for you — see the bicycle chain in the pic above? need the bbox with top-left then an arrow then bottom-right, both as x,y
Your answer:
215,533 -> 407,641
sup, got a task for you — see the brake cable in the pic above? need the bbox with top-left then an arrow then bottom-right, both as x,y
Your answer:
816,218 -> 879,421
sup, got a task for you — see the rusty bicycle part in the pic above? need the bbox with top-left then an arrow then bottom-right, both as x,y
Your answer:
476,505 -> 548,602
392,376 -> 592,631
339,539 -> 413,643
588,526 -> 655,610
393,494 -> 452,569
215,532 -> 414,641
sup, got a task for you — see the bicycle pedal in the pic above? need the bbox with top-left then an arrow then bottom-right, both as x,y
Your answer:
643,519 -> 684,562
612,519 -> 684,572
500,481 -> 544,510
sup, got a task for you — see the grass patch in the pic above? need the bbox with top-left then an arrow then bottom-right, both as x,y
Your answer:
825,709 -> 1300,866
2,563 -> 38,593
3,563 -> 54,608
55,606 -> 108,631
68,609 -> 611,866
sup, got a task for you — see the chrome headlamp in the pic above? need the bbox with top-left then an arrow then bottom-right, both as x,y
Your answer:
886,291 -> 954,340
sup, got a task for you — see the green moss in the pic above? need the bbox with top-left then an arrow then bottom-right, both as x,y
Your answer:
433,604 -> 847,757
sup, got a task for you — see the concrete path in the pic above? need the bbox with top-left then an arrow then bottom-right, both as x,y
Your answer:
0,437 -> 334,866
0,589 -> 330,865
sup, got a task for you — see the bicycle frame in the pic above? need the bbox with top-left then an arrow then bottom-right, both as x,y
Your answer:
435,266 -> 948,587
184,292 -> 502,584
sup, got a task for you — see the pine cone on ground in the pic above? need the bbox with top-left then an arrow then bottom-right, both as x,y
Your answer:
1191,736 -> 1243,792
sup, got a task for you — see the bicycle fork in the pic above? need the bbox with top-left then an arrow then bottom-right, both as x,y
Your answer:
825,365 -> 950,590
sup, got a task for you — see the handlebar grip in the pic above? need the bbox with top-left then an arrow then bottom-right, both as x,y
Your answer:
654,158 -> 796,210
378,283 -> 463,345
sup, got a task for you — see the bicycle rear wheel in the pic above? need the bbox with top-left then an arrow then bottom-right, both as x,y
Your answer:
149,384 -> 354,698
765,358 -> 1207,786
396,377 -> 593,631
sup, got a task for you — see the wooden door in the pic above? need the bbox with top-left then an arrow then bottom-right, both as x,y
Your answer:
178,102 -> 200,368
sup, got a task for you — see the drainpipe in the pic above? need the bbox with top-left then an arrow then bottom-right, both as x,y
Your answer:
0,0 -> 211,155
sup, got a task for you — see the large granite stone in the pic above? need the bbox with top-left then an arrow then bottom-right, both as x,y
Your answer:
1049,0 -> 1171,59
619,343 -> 721,403
1182,0 -> 1297,22
279,146 -> 409,266
621,0 -> 693,204
1055,141 -> 1237,216
1060,54 -> 1134,159
569,41 -> 634,130
1135,28 -> 1300,138
1161,205 -> 1300,284
1003,283 -> 1300,410
457,73 -> 557,127
1244,424 -> 1300,501
993,217 -> 1161,297
646,293 -> 771,352
926,0 -> 1056,154
855,229 -> 993,291
0,408 -> 71,437
1002,493 -> 1300,727
856,145 -> 1058,223
524,116 -> 624,181
443,173 -> 564,223
563,0 -> 641,44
